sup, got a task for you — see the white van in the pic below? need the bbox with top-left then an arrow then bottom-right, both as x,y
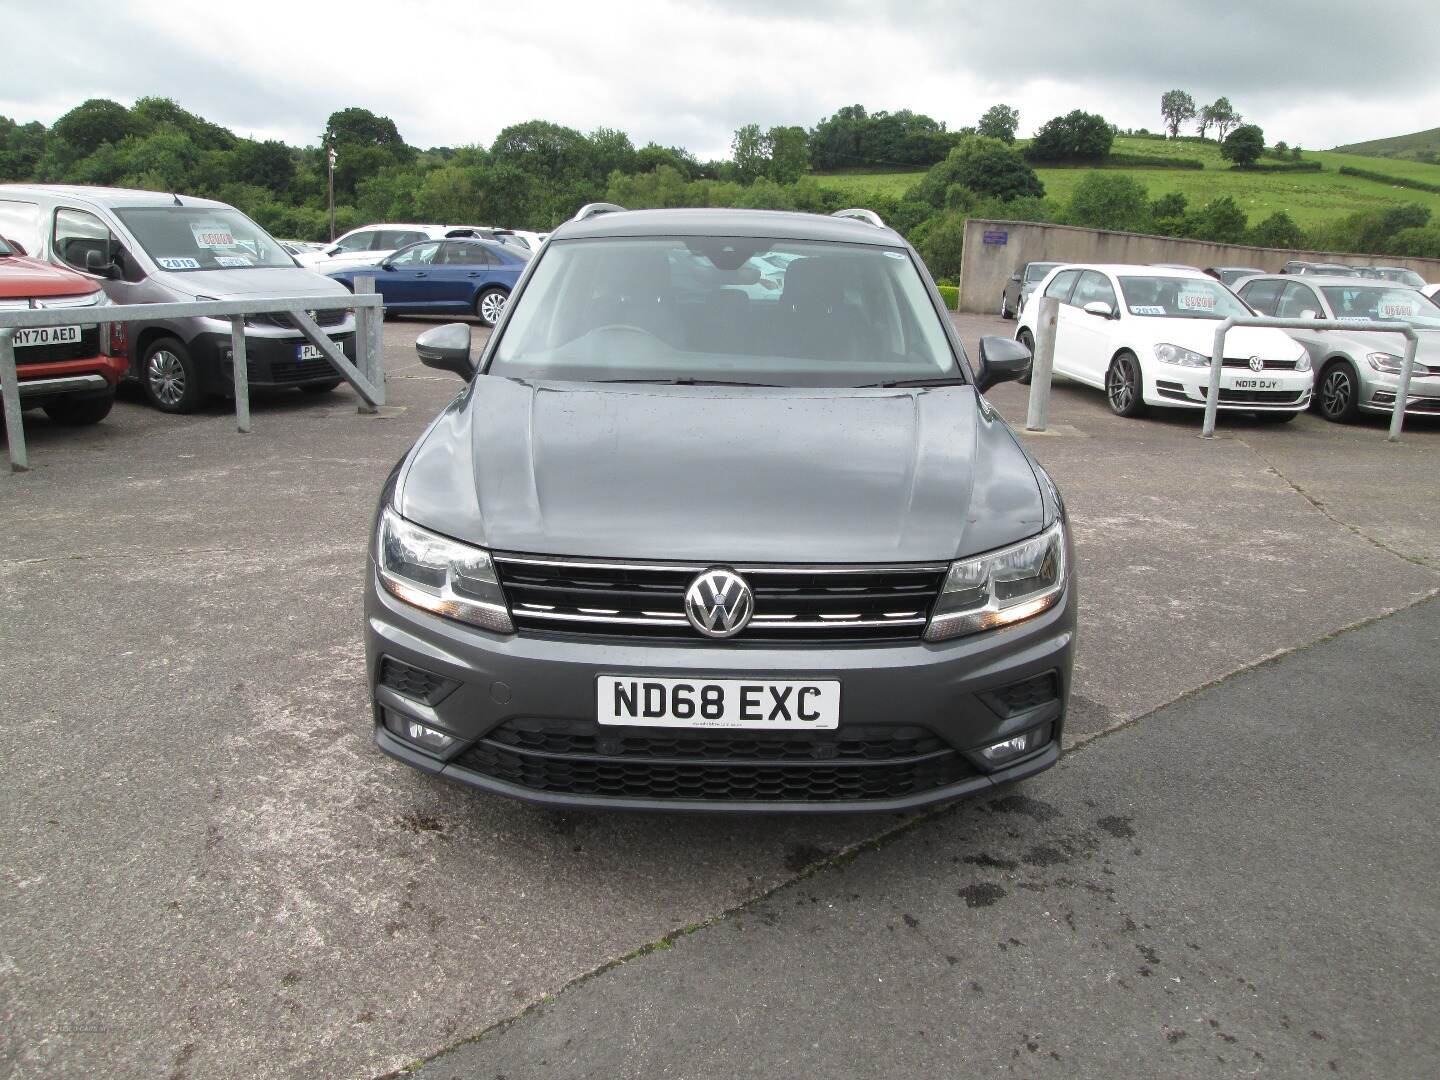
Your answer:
0,184 -> 357,412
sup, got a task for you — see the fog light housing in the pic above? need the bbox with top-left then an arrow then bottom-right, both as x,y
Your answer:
975,724 -> 1050,768
383,707 -> 457,755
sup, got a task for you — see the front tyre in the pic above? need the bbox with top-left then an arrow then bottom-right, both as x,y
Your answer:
142,337 -> 204,414
1317,361 -> 1361,423
1016,328 -> 1035,385
1106,351 -> 1148,418
475,287 -> 508,328
1000,293 -> 1013,319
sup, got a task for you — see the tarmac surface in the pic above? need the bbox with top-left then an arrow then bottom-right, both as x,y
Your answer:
1,312 -> 1436,1078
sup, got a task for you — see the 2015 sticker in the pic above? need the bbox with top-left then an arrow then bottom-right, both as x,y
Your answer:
1130,305 -> 1166,315
157,257 -> 202,270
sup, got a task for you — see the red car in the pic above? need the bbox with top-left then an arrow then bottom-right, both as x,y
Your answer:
1,234 -> 126,424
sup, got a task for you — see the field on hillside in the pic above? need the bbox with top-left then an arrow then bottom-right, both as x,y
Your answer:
1334,127 -> 1440,162
817,137 -> 1440,230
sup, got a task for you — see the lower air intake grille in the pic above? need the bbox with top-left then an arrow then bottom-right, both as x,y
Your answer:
378,657 -> 458,706
457,719 -> 971,803
979,672 -> 1059,717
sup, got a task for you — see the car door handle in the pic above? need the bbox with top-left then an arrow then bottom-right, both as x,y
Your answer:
415,272 -> 427,278
466,271 -> 481,277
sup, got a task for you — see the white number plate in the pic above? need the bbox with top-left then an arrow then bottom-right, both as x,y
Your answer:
1231,378 -> 1279,390
14,326 -> 80,348
597,676 -> 840,730
297,343 -> 325,360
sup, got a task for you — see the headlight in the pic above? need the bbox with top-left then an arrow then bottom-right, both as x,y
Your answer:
1294,345 -> 1311,372
377,508 -> 513,633
924,522 -> 1066,642
1367,351 -> 1405,374
1154,343 -> 1209,368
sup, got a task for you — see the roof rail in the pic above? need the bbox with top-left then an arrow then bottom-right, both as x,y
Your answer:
832,207 -> 886,229
573,202 -> 627,222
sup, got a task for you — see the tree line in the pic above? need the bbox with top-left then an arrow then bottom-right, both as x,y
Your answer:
4,96 -> 1440,286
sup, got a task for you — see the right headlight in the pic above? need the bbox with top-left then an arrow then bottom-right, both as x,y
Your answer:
377,507 -> 513,633
1154,343 -> 1209,367
925,522 -> 1066,642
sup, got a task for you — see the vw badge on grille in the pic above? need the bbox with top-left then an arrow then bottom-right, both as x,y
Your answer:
1249,356 -> 1264,372
684,569 -> 754,638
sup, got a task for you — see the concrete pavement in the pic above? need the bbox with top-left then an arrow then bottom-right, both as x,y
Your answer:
1,314 -> 1436,1078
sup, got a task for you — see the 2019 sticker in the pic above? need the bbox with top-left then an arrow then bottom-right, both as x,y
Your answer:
157,257 -> 202,270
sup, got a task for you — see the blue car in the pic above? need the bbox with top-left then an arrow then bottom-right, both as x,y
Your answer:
326,237 -> 529,327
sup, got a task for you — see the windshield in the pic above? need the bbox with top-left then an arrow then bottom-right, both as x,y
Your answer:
1025,262 -> 1060,282
488,236 -> 961,387
1320,285 -> 1440,323
0,235 -> 12,256
1375,268 -> 1426,288
1117,276 -> 1252,320
114,207 -> 294,272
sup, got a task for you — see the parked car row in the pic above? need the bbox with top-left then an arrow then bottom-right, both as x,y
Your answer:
1013,262 -> 1440,424
0,185 -> 550,428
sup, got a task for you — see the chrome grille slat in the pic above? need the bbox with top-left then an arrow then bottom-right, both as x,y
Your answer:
494,554 -> 945,643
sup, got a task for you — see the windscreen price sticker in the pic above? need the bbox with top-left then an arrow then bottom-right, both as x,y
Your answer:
1379,302 -> 1416,318
190,223 -> 236,249
1178,292 -> 1217,311
215,255 -> 253,267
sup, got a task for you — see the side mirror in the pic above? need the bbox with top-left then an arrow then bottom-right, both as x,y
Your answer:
416,322 -> 475,379
1009,272 -> 1022,283
1083,300 -> 1114,319
1300,309 -> 1320,320
975,335 -> 1032,392
84,248 -> 117,277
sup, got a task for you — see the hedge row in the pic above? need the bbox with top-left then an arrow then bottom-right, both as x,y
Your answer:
936,283 -> 958,309
1030,153 -> 1204,170
1337,165 -> 1440,194
1235,161 -> 1324,173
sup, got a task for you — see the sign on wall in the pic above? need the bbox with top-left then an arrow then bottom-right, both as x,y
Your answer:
982,229 -> 1009,246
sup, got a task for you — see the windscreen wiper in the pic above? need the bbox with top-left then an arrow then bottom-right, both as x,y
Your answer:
856,378 -> 964,388
602,377 -> 783,387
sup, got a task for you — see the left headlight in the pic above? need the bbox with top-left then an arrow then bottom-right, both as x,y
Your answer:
1154,343 -> 1209,368
925,522 -> 1066,642
377,507 -> 514,633
1367,351 -> 1405,374
1294,344 -> 1312,372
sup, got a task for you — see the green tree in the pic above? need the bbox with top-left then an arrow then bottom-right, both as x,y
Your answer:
0,117 -> 46,180
587,127 -> 637,178
913,211 -> 967,281
1026,110 -> 1113,162
731,123 -> 767,183
765,125 -> 810,182
1159,90 -> 1196,139
1207,97 -> 1240,141
1184,196 -> 1248,243
50,98 -> 134,158
913,137 -> 1044,207
325,107 -> 413,197
1063,172 -> 1150,231
232,139 -> 296,192
1221,124 -> 1265,167
976,104 -> 1019,143
1249,211 -> 1303,249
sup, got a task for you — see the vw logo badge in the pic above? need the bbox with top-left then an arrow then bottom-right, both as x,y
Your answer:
684,569 -> 755,638
1249,356 -> 1264,372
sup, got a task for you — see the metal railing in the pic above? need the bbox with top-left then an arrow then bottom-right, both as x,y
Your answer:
1203,316 -> 1419,442
0,278 -> 384,472
1025,296 -> 1060,432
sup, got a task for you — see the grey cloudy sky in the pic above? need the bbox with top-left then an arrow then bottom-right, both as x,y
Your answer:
3,0 -> 1438,158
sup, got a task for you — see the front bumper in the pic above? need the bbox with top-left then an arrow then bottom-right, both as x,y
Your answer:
1360,372 -> 1440,415
13,353 -> 127,401
1150,366 -> 1313,411
365,565 -> 1075,813
190,331 -> 357,394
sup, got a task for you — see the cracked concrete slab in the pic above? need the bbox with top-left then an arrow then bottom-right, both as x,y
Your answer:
1,314 -> 1436,1079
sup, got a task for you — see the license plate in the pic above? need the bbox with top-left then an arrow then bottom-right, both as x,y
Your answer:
597,676 -> 840,730
14,326 -> 80,348
1232,378 -> 1279,389
297,343 -> 324,360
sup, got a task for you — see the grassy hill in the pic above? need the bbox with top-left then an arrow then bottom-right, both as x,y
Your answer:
817,137 -> 1440,230
1333,127 -> 1440,163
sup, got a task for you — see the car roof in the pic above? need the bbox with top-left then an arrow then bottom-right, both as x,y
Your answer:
549,207 -> 905,247
1241,273 -> 1415,288
0,183 -> 233,210
1054,263 -> 1213,280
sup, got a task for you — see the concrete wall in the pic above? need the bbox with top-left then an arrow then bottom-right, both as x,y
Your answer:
956,218 -> 1440,313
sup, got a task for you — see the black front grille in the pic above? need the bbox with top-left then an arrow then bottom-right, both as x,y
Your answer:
1222,357 -> 1299,370
261,356 -> 343,382
1218,388 -> 1305,404
248,308 -> 348,329
458,719 -> 971,802
979,672 -> 1058,717
14,326 -> 100,365
378,657 -> 458,705
493,556 -> 946,643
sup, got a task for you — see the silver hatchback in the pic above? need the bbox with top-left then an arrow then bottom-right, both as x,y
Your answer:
1237,274 -> 1440,422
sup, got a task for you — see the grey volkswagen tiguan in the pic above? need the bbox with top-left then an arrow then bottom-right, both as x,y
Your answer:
366,205 -> 1075,812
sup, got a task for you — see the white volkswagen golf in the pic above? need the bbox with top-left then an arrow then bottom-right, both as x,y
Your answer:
1015,265 -> 1313,420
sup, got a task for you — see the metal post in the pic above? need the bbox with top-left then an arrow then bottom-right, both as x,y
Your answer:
0,328 -> 27,472
1025,297 -> 1059,432
229,317 -> 250,433
1202,318 -> 1236,439
1389,329 -> 1418,443
352,277 -> 383,412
